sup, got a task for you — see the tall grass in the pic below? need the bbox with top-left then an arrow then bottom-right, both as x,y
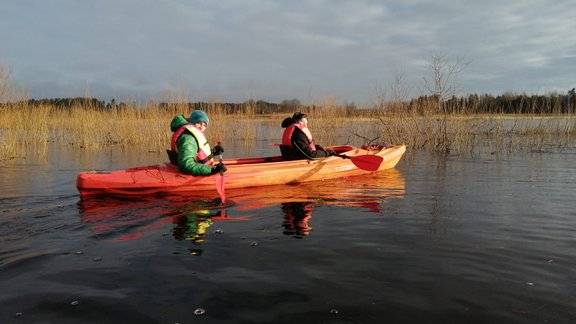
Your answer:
0,100 -> 269,162
376,102 -> 576,156
1,99 -> 575,163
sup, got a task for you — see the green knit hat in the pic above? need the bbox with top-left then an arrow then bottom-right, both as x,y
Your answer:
189,110 -> 209,125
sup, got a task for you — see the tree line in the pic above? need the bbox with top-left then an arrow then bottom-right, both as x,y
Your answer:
416,91 -> 576,114
4,91 -> 576,115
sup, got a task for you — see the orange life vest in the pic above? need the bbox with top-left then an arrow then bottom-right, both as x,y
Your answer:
170,124 -> 213,165
281,123 -> 317,151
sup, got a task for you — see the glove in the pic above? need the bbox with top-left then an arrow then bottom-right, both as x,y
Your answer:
211,163 -> 227,174
212,144 -> 224,156
325,150 -> 337,156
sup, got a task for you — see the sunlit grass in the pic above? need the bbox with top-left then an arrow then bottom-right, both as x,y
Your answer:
378,110 -> 576,156
1,100 -> 575,163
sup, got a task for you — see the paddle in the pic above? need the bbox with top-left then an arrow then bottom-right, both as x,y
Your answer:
336,154 -> 384,172
269,143 -> 383,172
215,142 -> 226,203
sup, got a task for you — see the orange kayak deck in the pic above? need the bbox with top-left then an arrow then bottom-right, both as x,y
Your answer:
76,144 -> 406,196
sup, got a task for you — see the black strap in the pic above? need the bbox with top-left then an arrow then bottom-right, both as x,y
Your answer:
198,154 -> 214,164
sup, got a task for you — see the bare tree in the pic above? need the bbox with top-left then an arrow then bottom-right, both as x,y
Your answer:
422,52 -> 469,108
0,64 -> 12,103
390,70 -> 412,113
421,52 -> 469,154
372,70 -> 411,113
371,80 -> 387,112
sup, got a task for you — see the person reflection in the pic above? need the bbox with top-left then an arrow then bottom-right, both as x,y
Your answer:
173,209 -> 224,244
281,202 -> 314,237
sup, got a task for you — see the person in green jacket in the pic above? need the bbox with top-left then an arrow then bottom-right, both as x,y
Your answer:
168,110 -> 227,176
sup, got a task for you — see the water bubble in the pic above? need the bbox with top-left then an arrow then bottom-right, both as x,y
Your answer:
215,229 -> 223,234
194,308 -> 206,316
58,205 -> 64,208
250,241 -> 258,246
330,308 -> 339,314
75,251 -> 83,255
15,312 -> 23,317
93,257 -> 102,262
71,300 -> 79,306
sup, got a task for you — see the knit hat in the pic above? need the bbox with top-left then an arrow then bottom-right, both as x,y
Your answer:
189,110 -> 209,125
292,112 -> 307,121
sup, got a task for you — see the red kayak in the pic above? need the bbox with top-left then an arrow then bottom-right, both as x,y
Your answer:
76,144 -> 406,197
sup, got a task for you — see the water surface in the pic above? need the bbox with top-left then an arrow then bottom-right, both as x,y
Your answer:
1,141 -> 576,323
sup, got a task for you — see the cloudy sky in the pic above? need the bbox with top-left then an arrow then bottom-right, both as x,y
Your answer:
1,0 -> 574,105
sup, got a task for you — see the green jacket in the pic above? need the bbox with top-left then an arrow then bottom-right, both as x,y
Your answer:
170,115 -> 213,176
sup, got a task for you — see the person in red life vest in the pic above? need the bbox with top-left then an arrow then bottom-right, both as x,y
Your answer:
168,109 -> 227,176
280,112 -> 337,160
281,202 -> 314,237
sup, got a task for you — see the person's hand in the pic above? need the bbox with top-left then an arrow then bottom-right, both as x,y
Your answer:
211,163 -> 227,174
325,150 -> 337,156
212,144 -> 224,156
315,144 -> 324,151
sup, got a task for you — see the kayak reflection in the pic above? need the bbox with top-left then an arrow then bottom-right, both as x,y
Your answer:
78,196 -> 242,242
271,169 -> 405,237
229,168 -> 405,212
78,169 -> 404,241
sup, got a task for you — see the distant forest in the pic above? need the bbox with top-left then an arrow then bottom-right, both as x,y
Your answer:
7,90 -> 576,115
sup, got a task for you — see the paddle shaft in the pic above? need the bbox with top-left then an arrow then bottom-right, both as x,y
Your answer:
216,141 -> 226,203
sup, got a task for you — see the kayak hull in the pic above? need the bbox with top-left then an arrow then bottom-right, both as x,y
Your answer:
76,144 -> 406,197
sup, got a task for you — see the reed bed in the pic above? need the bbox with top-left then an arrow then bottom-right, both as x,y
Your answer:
378,111 -> 576,156
1,100 -> 575,163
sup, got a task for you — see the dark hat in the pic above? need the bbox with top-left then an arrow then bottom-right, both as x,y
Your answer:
292,112 -> 307,121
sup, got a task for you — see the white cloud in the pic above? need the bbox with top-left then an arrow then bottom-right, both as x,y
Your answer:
1,0 -> 574,104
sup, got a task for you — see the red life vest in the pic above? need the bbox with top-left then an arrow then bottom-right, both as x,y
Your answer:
170,124 -> 213,165
282,123 -> 317,151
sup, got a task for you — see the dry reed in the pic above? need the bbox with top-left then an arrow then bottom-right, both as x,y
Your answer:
1,99 -> 575,163
377,108 -> 576,156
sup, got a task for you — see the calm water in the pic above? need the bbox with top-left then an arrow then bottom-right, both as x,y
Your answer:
1,141 -> 576,324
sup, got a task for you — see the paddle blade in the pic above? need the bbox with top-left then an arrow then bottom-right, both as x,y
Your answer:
349,155 -> 384,172
216,173 -> 226,203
